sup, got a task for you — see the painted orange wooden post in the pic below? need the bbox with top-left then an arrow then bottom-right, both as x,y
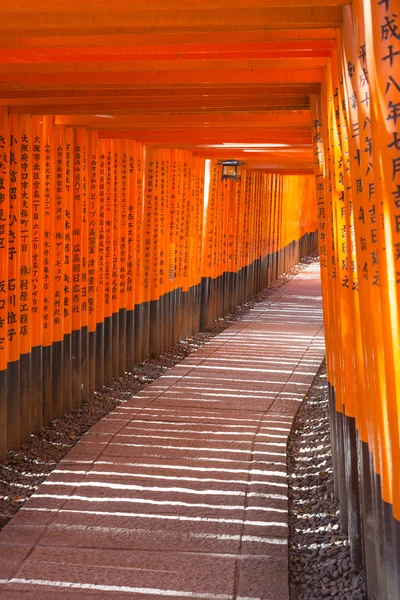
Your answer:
88,130 -> 99,396
40,116 -> 53,424
159,149 -> 169,348
200,158 -> 208,284
179,151 -> 189,338
259,173 -> 267,287
248,171 -> 255,294
257,171 -> 263,281
336,22 -> 381,569
0,108 -> 9,457
174,151 -> 182,302
264,171 -> 270,273
321,67 -> 349,528
254,171 -> 262,288
119,139 -> 128,373
169,150 -> 178,341
216,161 -> 225,315
257,172 -> 263,285
177,150 -> 184,331
278,174 -> 284,273
95,138 -> 106,388
158,148 -> 166,348
248,169 -> 254,291
329,53 -> 359,543
145,145 -> 159,356
284,175 -> 290,270
191,154 -> 198,312
270,173 -> 277,271
215,161 -> 220,314
7,113 -> 21,448
212,163 -> 221,317
52,122 -> 65,419
332,45 -> 359,431
320,75 -> 338,413
194,156 -> 203,330
174,149 -> 184,341
134,141 -> 145,362
240,169 -> 248,299
321,71 -> 345,511
269,173 -> 276,281
273,174 -> 278,277
63,126 -> 74,413
342,0 -> 377,471
158,148 -> 167,350
256,172 -> 263,286
165,149 -> 174,348
264,173 -> 272,285
191,156 -> 198,329
280,174 -> 285,271
285,175 -> 293,269
233,169 -> 243,301
71,127 -> 83,403
18,113 -> 32,444
142,145 -> 155,357
277,174 -> 283,275
103,139 -> 113,383
80,127 -> 90,401
125,139 -> 136,371
247,171 -> 254,292
187,153 -> 195,331
195,157 -> 205,329
111,138 -> 121,378
30,116 -> 44,432
226,175 -> 233,312
220,176 -> 227,314
266,173 -> 274,277
365,0 -> 400,532
238,168 -> 245,302
210,160 -> 219,320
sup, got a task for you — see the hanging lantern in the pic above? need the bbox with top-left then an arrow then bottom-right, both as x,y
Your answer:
217,159 -> 246,181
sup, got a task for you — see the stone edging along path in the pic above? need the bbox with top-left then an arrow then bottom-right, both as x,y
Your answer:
0,258 -> 325,600
287,361 -> 367,600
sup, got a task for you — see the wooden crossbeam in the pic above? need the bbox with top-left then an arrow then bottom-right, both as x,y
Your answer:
0,7 -> 343,36
0,84 -> 321,97
97,129 -> 312,143
54,111 -> 311,128
0,29 -> 336,49
240,166 -> 315,173
0,40 -> 334,64
7,97 -> 311,113
194,151 -> 313,161
0,68 -> 324,85
0,58 -> 328,75
0,0 -> 351,10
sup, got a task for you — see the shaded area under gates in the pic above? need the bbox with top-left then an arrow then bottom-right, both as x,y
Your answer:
0,260 -> 324,600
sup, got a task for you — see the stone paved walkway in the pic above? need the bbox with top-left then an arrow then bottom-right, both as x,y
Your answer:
0,260 -> 324,600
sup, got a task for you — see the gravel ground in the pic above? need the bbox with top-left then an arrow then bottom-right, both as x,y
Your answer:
288,362 -> 367,600
0,256 -> 316,531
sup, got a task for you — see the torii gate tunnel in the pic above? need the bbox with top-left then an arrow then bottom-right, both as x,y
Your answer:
0,0 -> 399,598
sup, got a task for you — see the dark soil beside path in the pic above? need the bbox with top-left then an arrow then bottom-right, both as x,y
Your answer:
288,361 -> 367,600
0,255 -> 316,532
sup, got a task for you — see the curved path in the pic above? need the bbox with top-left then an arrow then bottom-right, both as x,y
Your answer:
0,260 -> 324,600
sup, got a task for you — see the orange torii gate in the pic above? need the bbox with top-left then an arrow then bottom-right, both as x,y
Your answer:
0,0 -> 399,598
